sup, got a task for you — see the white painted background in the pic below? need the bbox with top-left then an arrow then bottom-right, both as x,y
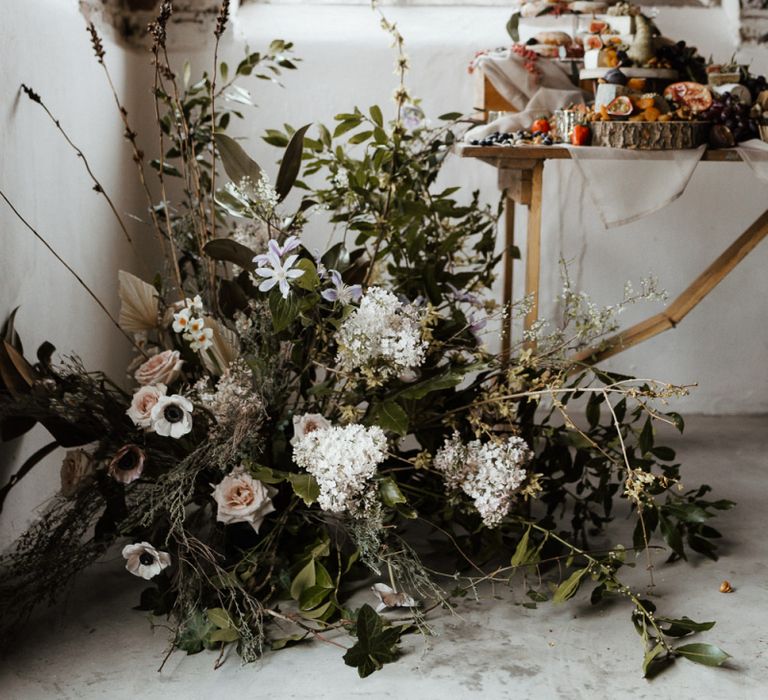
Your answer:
1,0 -> 766,545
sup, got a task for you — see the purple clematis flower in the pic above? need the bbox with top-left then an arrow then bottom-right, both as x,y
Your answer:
321,270 -> 362,306
253,247 -> 305,299
253,235 -> 302,265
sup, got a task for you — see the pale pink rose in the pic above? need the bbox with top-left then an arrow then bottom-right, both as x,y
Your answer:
126,384 -> 167,429
134,350 -> 184,386
290,413 -> 331,446
212,469 -> 276,533
60,449 -> 96,498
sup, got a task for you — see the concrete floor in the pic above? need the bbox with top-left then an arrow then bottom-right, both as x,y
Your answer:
1,415 -> 766,700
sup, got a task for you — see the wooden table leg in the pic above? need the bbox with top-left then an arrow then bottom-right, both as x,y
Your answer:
523,162 -> 544,349
572,207 -> 768,366
501,197 -> 515,362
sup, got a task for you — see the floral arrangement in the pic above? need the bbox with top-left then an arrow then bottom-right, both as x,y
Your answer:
0,2 -> 734,679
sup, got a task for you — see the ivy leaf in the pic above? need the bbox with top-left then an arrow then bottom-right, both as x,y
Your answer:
290,559 -> 316,601
368,400 -> 408,436
276,123 -> 311,202
379,477 -> 406,507
343,604 -> 402,678
675,643 -> 731,667
287,472 -> 320,506
176,610 -> 216,655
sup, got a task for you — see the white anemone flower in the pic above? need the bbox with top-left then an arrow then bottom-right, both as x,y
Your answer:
122,542 -> 172,580
150,394 -> 194,438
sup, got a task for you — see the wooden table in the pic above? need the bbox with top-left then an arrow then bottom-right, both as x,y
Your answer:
456,144 -> 768,364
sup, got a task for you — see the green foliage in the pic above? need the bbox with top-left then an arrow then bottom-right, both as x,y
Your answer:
343,604 -> 403,678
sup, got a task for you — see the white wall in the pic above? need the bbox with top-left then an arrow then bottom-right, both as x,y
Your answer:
0,0 -> 151,546
1,1 -> 766,545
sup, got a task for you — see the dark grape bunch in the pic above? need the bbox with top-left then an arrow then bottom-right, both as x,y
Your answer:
470,129 -> 554,147
656,41 -> 707,83
700,92 -> 759,143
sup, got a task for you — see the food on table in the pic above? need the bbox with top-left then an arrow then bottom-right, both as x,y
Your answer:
531,117 -> 551,133
711,83 -> 751,106
606,95 -> 633,116
469,129 -> 554,147
604,68 -> 629,85
571,124 -> 591,146
663,82 -> 713,114
626,14 -> 655,67
534,30 -> 572,46
709,124 -> 736,149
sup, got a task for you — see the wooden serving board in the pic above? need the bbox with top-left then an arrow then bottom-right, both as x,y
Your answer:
590,120 -> 710,149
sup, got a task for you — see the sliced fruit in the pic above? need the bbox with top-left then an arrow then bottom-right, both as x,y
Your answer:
606,95 -> 633,117
663,82 -> 713,114
589,20 -> 609,34
585,35 -> 604,50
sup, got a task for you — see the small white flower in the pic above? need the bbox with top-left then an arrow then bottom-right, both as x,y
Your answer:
172,307 -> 192,333
321,270 -> 362,306
150,394 -> 194,438
187,317 -> 205,335
188,326 -> 214,352
253,246 -> 305,299
122,542 -> 172,580
127,383 -> 167,429
291,412 -> 332,446
371,583 -> 417,612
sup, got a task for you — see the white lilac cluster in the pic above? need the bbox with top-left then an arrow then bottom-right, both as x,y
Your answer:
434,433 -> 533,528
292,422 -> 387,514
334,287 -> 426,379
172,295 -> 213,352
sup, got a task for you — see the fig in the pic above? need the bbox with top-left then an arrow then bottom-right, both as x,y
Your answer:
605,68 -> 628,86
709,124 -> 735,149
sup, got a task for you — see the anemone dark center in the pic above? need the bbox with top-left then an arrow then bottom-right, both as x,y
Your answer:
164,404 -> 184,423
139,552 -> 155,566
117,450 -> 139,471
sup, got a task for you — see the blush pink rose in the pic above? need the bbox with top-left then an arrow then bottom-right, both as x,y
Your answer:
127,384 -> 167,429
212,469 -> 276,533
134,350 -> 184,386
